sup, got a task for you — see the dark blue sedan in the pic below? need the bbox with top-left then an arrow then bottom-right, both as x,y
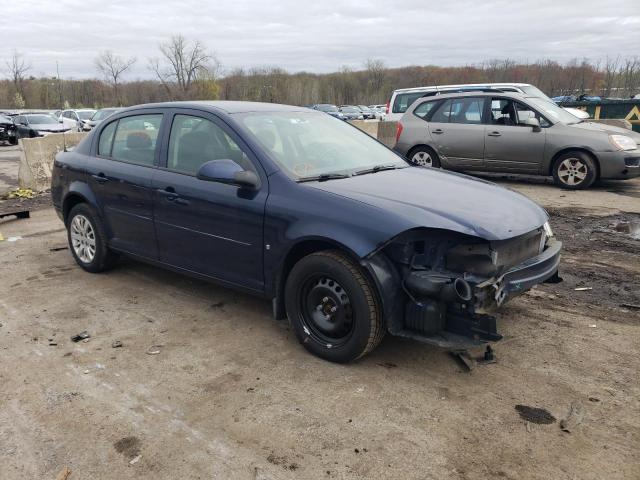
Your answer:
51,101 -> 561,362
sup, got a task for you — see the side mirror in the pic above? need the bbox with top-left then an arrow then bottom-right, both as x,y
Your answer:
521,117 -> 541,132
196,159 -> 259,190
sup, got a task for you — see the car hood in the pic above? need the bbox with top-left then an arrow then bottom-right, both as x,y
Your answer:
307,167 -> 548,241
33,124 -> 70,131
568,121 -> 640,139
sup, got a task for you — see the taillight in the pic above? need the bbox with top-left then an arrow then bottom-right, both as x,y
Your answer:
386,101 -> 390,114
395,122 -> 403,142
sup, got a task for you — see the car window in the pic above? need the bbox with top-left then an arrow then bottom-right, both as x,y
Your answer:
392,92 -> 428,114
15,115 -> 26,124
491,99 -> 517,126
413,101 -> 438,119
515,101 -> 551,127
98,120 -> 118,156
110,114 -> 162,166
449,97 -> 485,124
167,114 -> 255,175
429,99 -> 454,123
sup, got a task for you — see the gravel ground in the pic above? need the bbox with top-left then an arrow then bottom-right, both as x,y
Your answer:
0,152 -> 639,479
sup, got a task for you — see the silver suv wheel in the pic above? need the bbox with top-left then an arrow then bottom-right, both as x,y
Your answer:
412,150 -> 433,167
557,157 -> 588,186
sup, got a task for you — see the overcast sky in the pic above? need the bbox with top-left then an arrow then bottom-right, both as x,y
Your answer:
2,0 -> 639,79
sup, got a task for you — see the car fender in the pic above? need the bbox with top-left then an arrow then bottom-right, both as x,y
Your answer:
61,181 -> 99,223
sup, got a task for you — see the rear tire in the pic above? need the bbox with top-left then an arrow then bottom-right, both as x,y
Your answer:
552,151 -> 597,189
408,146 -> 440,168
67,203 -> 119,273
285,250 -> 384,363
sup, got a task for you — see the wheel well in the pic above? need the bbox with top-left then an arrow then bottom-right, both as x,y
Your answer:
272,240 -> 357,320
62,194 -> 86,225
549,148 -> 600,178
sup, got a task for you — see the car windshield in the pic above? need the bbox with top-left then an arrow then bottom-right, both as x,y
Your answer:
91,109 -> 117,120
316,104 -> 338,112
238,112 -> 407,179
25,114 -> 58,124
525,97 -> 582,124
77,111 -> 95,120
0,115 -> 12,123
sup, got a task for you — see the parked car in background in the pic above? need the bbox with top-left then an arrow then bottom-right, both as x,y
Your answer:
52,101 -> 561,363
83,108 -> 122,131
339,105 -> 364,120
59,109 -> 97,131
14,113 -> 72,138
0,114 -> 18,145
356,105 -> 376,120
387,83 -> 590,122
369,104 -> 387,120
394,91 -> 640,189
311,104 -> 345,120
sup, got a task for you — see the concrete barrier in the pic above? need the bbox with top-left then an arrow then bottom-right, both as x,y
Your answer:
18,132 -> 87,191
349,120 -> 398,148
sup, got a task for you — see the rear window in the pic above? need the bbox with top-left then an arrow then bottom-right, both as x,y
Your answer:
392,92 -> 428,114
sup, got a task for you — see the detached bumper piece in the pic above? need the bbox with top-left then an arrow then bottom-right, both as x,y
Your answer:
397,238 -> 562,350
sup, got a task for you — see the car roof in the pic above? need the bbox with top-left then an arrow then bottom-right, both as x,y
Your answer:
124,101 -> 309,114
413,91 -> 529,102
393,83 -> 533,94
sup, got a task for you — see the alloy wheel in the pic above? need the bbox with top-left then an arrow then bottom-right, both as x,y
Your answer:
412,150 -> 433,167
70,214 -> 96,263
557,157 -> 588,186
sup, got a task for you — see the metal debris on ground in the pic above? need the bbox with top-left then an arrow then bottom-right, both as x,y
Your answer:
111,340 -> 123,348
560,401 -> 584,433
70,331 -> 90,342
146,345 -> 162,355
574,287 -> 593,291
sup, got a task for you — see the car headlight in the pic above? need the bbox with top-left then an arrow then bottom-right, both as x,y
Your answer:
609,134 -> 637,151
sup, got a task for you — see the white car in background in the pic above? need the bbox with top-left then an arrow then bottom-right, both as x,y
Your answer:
368,104 -> 387,120
385,83 -> 590,122
59,109 -> 96,132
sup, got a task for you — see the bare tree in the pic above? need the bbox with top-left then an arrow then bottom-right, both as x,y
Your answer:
95,51 -> 136,105
149,35 -> 219,100
5,50 -> 31,100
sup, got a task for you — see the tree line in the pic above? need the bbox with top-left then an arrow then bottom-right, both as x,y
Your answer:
2,35 -> 639,110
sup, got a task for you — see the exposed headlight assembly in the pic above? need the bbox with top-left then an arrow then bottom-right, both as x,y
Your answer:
609,134 -> 637,151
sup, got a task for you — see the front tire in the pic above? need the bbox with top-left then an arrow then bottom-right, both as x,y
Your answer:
552,151 -> 597,189
67,204 -> 118,272
285,250 -> 384,363
408,146 -> 440,168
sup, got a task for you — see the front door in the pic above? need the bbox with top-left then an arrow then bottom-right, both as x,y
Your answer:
427,97 -> 486,169
87,112 -> 164,258
484,98 -> 547,173
152,111 -> 267,292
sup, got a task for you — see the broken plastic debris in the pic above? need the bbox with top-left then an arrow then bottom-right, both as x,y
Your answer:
111,340 -> 123,348
71,331 -> 90,342
574,287 -> 592,291
146,345 -> 162,355
129,455 -> 142,465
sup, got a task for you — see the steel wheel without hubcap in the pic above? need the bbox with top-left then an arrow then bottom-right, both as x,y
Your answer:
300,276 -> 354,346
557,157 -> 588,186
412,150 -> 433,167
70,214 -> 96,264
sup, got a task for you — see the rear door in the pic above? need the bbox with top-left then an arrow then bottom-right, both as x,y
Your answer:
483,98 -> 547,173
152,110 -> 267,292
427,97 -> 487,169
87,112 -> 165,258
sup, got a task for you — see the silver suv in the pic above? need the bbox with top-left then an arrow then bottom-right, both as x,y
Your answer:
394,91 -> 640,189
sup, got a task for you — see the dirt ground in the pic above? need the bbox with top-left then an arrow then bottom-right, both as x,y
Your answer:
1,145 -> 639,479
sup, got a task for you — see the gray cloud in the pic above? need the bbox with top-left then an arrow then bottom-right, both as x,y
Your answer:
1,0 -> 639,79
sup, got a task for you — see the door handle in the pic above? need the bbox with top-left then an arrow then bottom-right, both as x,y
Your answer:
157,187 -> 189,206
488,131 -> 502,137
91,173 -> 109,183
432,129 -> 444,134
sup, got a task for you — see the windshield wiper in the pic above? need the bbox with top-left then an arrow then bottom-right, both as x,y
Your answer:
297,172 -> 351,183
353,164 -> 404,176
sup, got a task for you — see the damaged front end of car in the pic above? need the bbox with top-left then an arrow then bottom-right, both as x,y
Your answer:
363,223 -> 562,349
